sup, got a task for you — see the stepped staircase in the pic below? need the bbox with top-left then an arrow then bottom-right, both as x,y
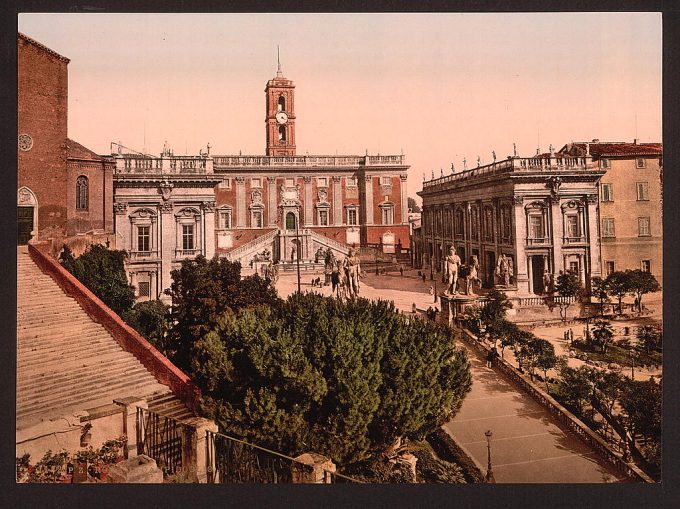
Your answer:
17,247 -> 193,432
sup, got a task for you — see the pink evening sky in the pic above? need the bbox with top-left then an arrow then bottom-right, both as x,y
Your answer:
18,12 -> 662,202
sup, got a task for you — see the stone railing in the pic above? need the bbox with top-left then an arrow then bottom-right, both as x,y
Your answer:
422,155 -> 598,190
309,230 -> 351,256
114,155 -> 212,175
457,326 -> 654,483
212,154 -> 405,168
224,229 -> 278,262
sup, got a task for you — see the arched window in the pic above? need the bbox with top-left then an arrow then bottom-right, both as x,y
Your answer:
286,212 -> 297,230
76,176 -> 88,211
278,95 -> 285,112
278,125 -> 286,142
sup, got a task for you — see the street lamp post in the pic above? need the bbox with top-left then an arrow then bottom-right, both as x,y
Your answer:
485,430 -> 495,482
630,350 -> 639,380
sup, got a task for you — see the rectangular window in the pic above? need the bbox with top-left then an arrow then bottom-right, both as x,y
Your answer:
252,211 -> 263,228
636,158 -> 646,168
381,176 -> 392,185
138,281 -> 150,298
347,208 -> 358,225
346,176 -> 358,187
319,210 -> 328,226
638,217 -> 651,236
219,178 -> 231,189
566,215 -> 579,238
137,226 -> 150,252
601,158 -> 610,169
636,182 -> 649,201
381,207 -> 394,225
569,261 -> 579,275
605,261 -> 615,276
317,177 -> 328,187
601,183 -> 614,202
529,215 -> 544,239
251,178 -> 261,188
220,210 -> 232,229
602,218 -> 616,238
641,260 -> 651,273
182,224 -> 194,250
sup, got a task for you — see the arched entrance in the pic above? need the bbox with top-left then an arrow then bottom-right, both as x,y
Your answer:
17,187 -> 38,245
285,211 -> 297,230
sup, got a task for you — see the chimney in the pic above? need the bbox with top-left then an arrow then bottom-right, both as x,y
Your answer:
633,138 -> 638,145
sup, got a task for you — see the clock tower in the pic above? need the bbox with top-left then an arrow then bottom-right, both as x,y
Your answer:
265,54 -> 296,156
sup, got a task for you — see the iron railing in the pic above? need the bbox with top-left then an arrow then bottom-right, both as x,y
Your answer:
136,407 -> 193,478
205,430 -> 361,484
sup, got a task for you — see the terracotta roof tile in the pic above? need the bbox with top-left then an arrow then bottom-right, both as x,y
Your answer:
67,138 -> 104,162
18,33 -> 70,63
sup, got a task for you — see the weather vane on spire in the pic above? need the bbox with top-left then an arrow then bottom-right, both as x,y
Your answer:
277,45 -> 282,77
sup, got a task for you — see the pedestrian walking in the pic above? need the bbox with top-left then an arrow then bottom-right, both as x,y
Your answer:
400,264 -> 404,276
422,273 -> 426,283
486,346 -> 498,368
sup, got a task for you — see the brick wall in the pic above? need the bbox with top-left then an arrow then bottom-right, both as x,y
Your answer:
18,35 -> 69,235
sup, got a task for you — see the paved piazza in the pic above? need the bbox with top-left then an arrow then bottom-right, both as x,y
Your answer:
274,268 -> 626,483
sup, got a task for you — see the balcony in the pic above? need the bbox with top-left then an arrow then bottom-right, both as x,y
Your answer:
562,236 -> 587,245
525,237 -> 550,246
129,250 -> 160,260
174,248 -> 201,259
211,154 -> 405,168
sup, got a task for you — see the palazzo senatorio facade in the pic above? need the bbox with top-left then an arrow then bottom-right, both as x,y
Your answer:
417,152 -> 605,297
114,65 -> 409,301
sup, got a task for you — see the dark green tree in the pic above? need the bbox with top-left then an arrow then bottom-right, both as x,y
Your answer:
188,293 -> 472,465
605,271 -> 630,314
407,197 -> 421,213
533,339 -> 558,388
625,269 -> 661,313
122,300 -> 170,346
480,289 -> 513,325
620,379 -> 661,442
591,320 -> 615,353
593,370 -> 623,416
163,255 -> 279,367
636,325 -> 662,355
554,365 -> 596,416
553,271 -> 582,321
590,276 -> 611,316
58,244 -> 135,316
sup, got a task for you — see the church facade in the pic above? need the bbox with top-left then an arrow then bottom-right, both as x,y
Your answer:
113,65 -> 410,301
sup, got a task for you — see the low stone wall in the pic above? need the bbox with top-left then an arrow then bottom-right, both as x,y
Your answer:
456,326 -> 654,483
28,242 -> 202,415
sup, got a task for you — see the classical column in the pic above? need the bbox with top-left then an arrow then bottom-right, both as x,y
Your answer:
235,177 -> 246,228
579,253 -> 587,285
202,201 -> 216,259
364,175 -> 374,225
267,176 -> 278,227
512,195 -> 529,294
160,201 -> 174,298
550,196 -> 563,274
400,174 -> 408,224
527,256 -> 534,295
304,176 -> 313,226
585,195 -> 601,279
333,176 -> 342,226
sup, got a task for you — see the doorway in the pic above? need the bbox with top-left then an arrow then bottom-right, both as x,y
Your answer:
485,251 -> 496,287
531,255 -> 545,294
18,206 -> 34,245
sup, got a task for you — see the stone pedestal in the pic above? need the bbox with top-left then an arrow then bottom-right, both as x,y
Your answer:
182,417 -> 219,483
113,397 -> 147,460
106,454 -> 163,483
439,293 -> 482,326
291,452 -> 336,483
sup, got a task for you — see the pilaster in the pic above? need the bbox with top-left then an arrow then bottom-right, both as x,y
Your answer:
304,176 -> 313,226
235,177 -> 246,227
333,176 -> 342,226
267,176 -> 277,226
364,175 -> 374,224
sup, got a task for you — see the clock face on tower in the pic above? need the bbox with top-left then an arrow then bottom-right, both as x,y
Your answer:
275,111 -> 289,125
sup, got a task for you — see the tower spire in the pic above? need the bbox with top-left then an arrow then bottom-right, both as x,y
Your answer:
277,45 -> 282,77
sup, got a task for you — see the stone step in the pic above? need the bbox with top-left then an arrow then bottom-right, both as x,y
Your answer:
17,378 -> 169,419
17,317 -> 99,337
17,350 -> 140,386
17,364 -> 153,406
16,354 -> 141,389
18,342 -> 126,371
17,328 -> 110,349
17,383 -> 171,430
17,314 -> 96,332
17,301 -> 83,314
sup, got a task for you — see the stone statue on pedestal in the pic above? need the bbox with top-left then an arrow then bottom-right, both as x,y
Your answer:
444,247 -> 462,295
495,254 -> 514,287
344,248 -> 361,298
464,255 -> 480,295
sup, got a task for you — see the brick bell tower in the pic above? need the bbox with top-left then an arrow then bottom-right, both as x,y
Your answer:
265,48 -> 296,156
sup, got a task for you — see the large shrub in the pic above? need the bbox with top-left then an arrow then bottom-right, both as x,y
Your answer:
189,293 -> 472,465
